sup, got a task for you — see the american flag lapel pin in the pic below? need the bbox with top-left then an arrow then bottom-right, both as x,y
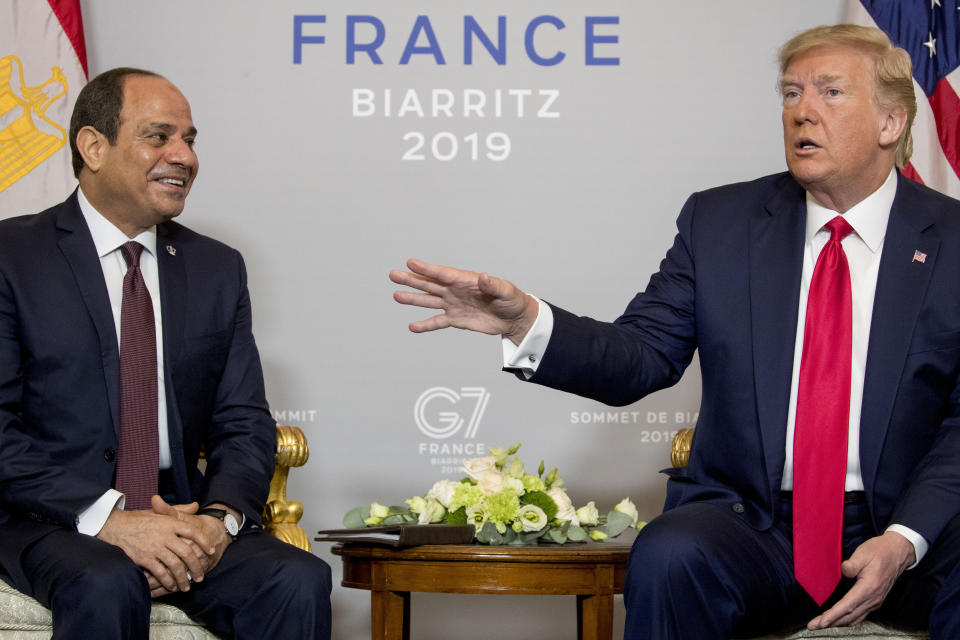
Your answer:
912,250 -> 927,264
166,244 -> 176,256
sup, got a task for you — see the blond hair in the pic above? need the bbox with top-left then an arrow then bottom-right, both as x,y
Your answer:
778,24 -> 916,168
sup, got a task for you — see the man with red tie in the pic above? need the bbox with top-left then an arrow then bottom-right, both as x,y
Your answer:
0,68 -> 331,639
391,25 -> 960,638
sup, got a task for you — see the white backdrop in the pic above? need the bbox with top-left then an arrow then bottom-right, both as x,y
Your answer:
7,2 -> 850,637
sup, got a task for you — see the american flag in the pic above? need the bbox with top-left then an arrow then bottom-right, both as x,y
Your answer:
849,1 -> 960,199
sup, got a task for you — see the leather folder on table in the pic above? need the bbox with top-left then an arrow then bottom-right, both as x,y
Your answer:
315,524 -> 476,547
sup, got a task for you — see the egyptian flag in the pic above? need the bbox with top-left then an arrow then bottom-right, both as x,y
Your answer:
0,0 -> 87,219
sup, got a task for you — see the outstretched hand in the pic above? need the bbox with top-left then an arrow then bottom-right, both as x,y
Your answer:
390,258 -> 539,344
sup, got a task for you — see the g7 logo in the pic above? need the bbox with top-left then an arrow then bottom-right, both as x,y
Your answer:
414,386 -> 490,439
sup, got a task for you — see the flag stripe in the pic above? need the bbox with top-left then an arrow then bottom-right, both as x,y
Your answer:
850,0 -> 960,199
929,77 -> 960,182
45,0 -> 87,77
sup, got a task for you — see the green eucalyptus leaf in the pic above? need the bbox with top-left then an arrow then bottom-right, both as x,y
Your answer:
381,514 -> 407,526
343,507 -> 366,529
566,525 -> 587,541
544,528 -> 567,544
476,522 -> 505,545
605,510 -> 633,537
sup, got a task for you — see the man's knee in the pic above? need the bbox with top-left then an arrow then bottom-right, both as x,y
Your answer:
51,549 -> 150,625
628,505 -> 723,582
58,552 -> 147,605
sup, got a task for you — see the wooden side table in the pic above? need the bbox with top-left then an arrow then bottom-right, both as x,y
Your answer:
333,541 -> 631,640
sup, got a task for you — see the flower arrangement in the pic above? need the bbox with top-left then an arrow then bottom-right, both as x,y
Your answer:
344,444 -> 646,545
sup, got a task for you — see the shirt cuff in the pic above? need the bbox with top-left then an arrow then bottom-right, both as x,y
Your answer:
502,296 -> 553,379
77,489 -> 124,536
885,524 -> 929,569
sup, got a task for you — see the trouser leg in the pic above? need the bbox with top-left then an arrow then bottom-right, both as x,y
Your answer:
622,502 -> 817,640
20,528 -> 151,640
161,530 -> 332,640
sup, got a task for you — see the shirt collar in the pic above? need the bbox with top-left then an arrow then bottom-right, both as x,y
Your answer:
804,168 -> 897,254
77,187 -> 158,259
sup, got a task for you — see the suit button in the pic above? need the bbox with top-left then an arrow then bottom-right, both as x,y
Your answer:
104,448 -> 116,462
732,503 -> 745,514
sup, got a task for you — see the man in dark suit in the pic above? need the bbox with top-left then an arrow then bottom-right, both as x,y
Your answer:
0,67 -> 331,639
390,25 -> 960,639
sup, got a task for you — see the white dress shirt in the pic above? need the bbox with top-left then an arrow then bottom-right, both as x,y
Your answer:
504,169 -> 927,565
75,187 -> 171,535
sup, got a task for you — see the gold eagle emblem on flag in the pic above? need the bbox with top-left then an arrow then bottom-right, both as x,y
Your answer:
0,55 -> 69,193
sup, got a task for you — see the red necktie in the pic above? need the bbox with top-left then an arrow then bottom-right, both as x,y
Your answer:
114,241 -> 159,511
793,216 -> 854,605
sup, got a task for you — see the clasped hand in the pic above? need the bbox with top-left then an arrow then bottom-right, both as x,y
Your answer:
97,495 -> 232,598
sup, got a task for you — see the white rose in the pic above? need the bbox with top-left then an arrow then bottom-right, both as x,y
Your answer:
547,488 -> 579,526
505,477 -> 525,495
575,501 -> 600,526
462,456 -> 497,482
476,469 -> 506,495
426,479 -> 459,508
615,498 -> 639,526
418,498 -> 446,524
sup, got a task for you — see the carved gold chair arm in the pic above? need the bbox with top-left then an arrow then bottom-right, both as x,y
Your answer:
263,424 -> 311,552
670,427 -> 695,468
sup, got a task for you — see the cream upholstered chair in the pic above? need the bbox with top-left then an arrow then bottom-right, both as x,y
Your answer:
669,428 -> 929,640
0,424 -> 311,640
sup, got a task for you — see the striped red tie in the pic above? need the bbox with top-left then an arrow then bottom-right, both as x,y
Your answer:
793,216 -> 854,605
114,241 -> 159,511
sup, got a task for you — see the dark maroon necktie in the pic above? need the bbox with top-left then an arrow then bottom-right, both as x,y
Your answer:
793,216 -> 854,605
114,241 -> 159,511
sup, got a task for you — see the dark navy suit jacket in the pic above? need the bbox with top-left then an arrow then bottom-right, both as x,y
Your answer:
527,172 -> 960,548
0,192 -> 276,590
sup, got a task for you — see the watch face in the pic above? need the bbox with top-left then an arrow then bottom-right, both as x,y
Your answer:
224,513 -> 240,536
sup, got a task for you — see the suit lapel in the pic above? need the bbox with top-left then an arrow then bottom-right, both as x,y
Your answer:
156,223 -> 188,490
55,194 -> 122,433
156,225 -> 186,369
860,178 -> 938,495
750,178 -> 807,496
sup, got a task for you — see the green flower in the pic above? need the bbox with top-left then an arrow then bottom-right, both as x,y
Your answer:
588,529 -> 609,541
543,467 -> 564,489
517,504 -> 548,532
448,483 -> 485,513
505,477 -> 525,495
484,489 -> 521,533
575,501 -> 600,526
488,447 -> 510,468
418,497 -> 446,524
508,457 -> 525,478
405,496 -> 427,514
364,501 -> 389,526
521,474 -> 546,493
445,506 -> 467,525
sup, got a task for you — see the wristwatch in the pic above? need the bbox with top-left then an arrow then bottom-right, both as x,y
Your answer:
198,507 -> 240,539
